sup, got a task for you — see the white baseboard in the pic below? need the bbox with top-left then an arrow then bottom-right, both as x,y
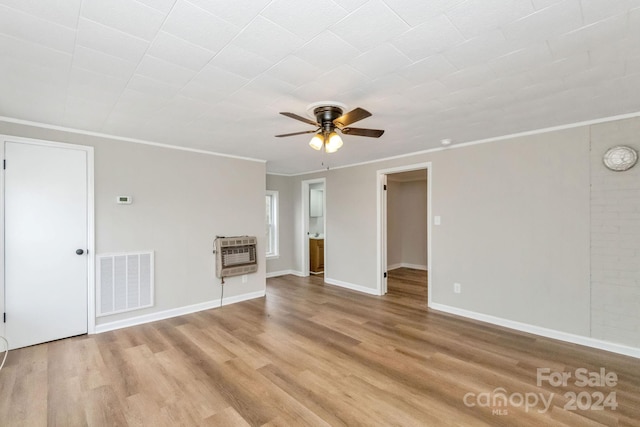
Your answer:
388,263 -> 428,271
324,277 -> 381,296
429,302 -> 640,359
94,290 -> 266,334
266,269 -> 305,278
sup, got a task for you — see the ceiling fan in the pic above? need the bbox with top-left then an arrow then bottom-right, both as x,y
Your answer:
275,103 -> 384,153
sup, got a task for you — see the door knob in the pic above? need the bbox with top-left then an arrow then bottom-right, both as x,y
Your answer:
76,249 -> 84,255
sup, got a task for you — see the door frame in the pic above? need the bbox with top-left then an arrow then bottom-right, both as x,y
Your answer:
301,177 -> 326,277
1,135 -> 96,337
376,162 -> 432,303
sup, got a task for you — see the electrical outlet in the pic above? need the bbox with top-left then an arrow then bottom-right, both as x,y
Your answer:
454,283 -> 461,294
242,274 -> 248,283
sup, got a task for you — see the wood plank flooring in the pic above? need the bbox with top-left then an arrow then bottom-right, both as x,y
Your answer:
1,268 -> 639,426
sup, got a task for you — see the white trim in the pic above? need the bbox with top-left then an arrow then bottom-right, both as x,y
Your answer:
266,269 -> 304,278
324,277 -> 380,296
0,116 -> 266,164
429,303 -> 640,359
377,162 -> 432,303
1,135 -> 96,336
94,290 -> 266,333
388,263 -> 428,271
272,110 -> 640,176
86,147 -> 96,334
380,173 -> 388,294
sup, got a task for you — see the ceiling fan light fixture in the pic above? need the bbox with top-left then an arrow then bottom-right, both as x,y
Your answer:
325,132 -> 343,153
277,103 -> 383,154
309,133 -> 324,150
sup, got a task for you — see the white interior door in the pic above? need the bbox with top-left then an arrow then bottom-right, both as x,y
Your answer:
4,140 -> 88,349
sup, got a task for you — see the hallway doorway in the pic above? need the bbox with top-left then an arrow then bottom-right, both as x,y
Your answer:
377,163 -> 431,305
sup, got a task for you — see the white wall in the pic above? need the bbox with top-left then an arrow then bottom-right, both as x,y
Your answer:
387,177 -> 428,270
387,180 -> 403,268
0,121 -> 267,329
266,174 -> 295,275
287,126 -> 592,339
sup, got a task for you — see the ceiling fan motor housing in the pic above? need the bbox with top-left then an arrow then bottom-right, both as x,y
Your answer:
314,106 -> 344,134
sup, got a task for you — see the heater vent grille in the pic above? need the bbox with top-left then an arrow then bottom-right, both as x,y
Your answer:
215,236 -> 258,278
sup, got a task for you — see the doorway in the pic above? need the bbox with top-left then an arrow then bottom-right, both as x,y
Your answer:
377,163 -> 431,304
2,137 -> 95,349
301,178 -> 326,277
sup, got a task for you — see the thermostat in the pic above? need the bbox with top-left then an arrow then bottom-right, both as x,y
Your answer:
117,196 -> 132,204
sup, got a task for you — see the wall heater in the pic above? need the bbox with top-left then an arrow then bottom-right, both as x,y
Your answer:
214,236 -> 258,278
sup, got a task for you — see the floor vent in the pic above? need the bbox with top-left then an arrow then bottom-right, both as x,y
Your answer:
97,251 -> 154,317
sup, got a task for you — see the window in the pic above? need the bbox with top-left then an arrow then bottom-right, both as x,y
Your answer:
266,191 -> 278,258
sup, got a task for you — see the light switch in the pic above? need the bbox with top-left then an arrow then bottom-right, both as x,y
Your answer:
434,216 -> 441,225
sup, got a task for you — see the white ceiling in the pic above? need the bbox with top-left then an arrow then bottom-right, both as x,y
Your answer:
1,0 -> 639,174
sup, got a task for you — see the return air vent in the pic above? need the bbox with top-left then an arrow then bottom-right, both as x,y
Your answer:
215,236 -> 258,278
97,251 -> 154,317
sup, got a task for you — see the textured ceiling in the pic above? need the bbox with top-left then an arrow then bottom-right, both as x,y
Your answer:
0,0 -> 639,174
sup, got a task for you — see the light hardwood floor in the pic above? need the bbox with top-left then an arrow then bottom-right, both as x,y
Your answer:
1,269 -> 639,426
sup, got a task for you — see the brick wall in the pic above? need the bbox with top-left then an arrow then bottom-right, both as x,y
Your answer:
590,117 -> 640,347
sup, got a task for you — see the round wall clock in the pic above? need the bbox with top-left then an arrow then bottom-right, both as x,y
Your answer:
603,145 -> 638,171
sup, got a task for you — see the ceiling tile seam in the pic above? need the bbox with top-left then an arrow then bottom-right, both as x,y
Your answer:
441,31 -> 513,71
328,0 -> 349,16
0,32 -> 75,61
178,15 -> 363,127
319,29 -> 363,54
487,40 -> 552,76
137,53 -> 199,82
325,0 -> 379,38
0,26 -> 75,59
81,0 -> 167,42
76,17 -> 150,44
69,44 -> 140,74
385,15 -> 470,66
63,0 -> 90,126
167,4 -> 308,126
96,0 -> 181,131
624,9 -> 633,41
560,11 -> 630,41
378,0 -> 413,28
131,0 -> 172,15
578,0 -> 586,25
0,2 -> 79,31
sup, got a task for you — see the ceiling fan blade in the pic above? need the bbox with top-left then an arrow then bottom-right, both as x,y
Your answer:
280,112 -> 319,126
275,130 -> 318,137
333,107 -> 372,127
341,127 -> 385,138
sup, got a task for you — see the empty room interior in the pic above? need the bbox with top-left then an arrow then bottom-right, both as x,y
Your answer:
1,1 -> 639,425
